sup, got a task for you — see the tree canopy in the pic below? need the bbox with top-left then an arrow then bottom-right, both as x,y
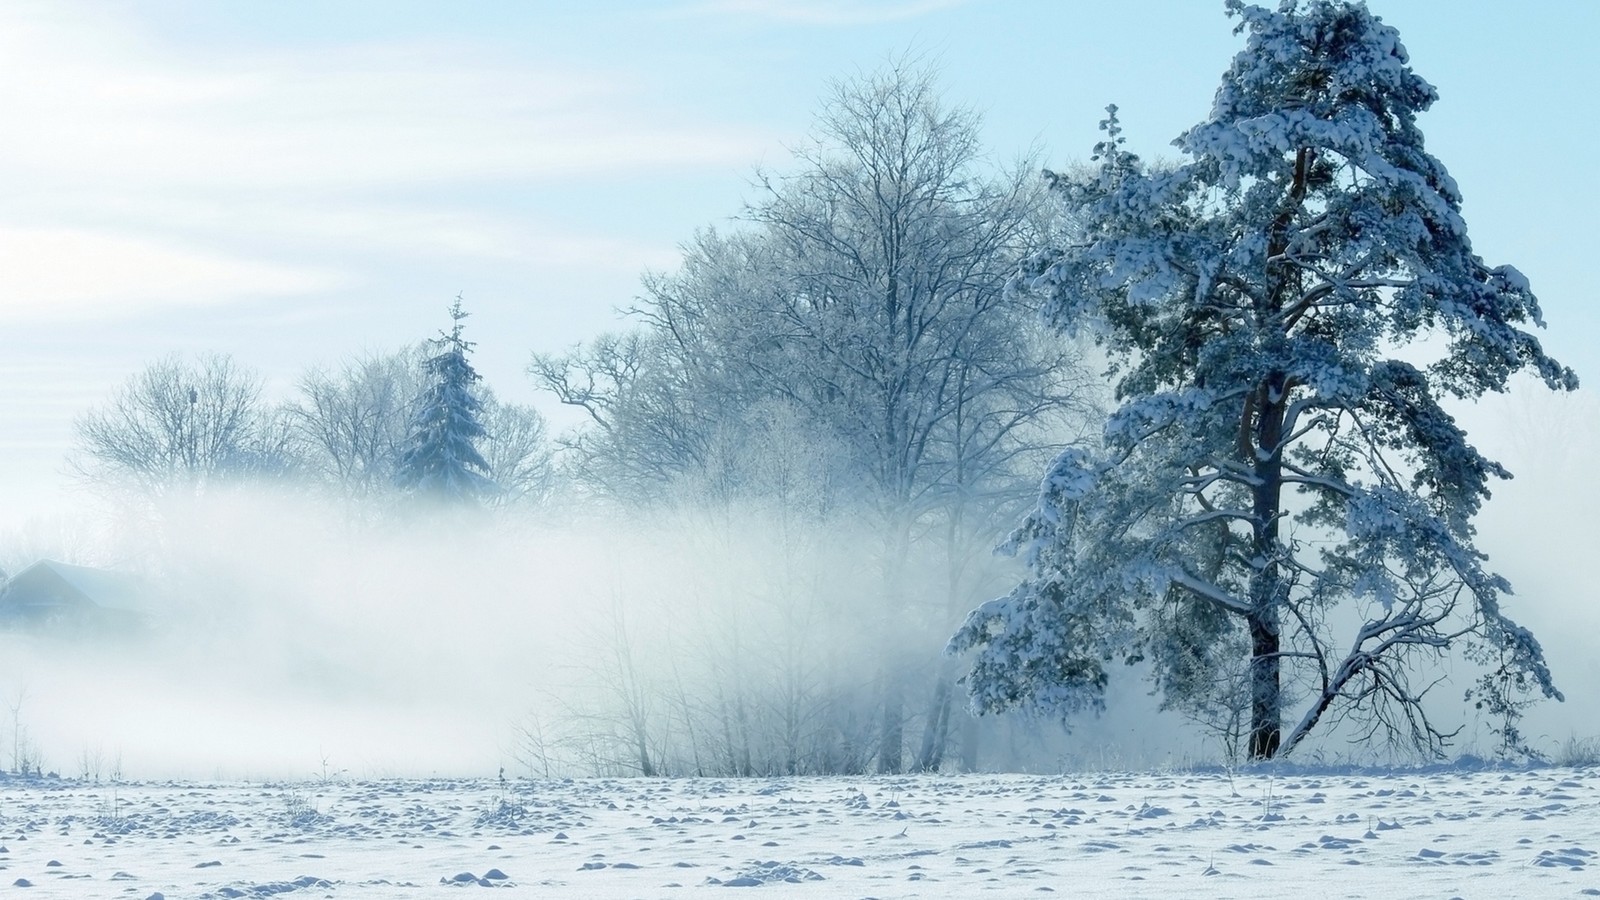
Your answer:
951,0 -> 1576,761
72,353 -> 293,497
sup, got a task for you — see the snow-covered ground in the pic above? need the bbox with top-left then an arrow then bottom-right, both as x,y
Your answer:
1,767 -> 1597,898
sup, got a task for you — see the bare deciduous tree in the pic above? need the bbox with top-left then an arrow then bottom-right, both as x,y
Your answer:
534,62 -> 1097,773
479,395 -> 556,508
290,348 -> 423,501
73,353 -> 292,496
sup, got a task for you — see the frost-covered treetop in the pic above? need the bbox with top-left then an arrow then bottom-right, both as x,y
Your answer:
1197,0 -> 1439,187
1037,0 -> 1574,403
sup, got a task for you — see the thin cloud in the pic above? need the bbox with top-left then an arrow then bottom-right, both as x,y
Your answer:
242,204 -> 684,270
0,4 -> 760,323
0,227 -> 345,324
0,8 -> 773,192
672,0 -> 969,26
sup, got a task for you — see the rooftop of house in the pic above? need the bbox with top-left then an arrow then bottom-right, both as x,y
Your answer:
0,560 -> 155,614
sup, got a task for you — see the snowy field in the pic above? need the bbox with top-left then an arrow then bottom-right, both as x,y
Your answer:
1,768 -> 1598,898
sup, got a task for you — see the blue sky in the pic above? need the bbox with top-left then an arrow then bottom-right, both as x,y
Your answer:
2,0 -> 1598,529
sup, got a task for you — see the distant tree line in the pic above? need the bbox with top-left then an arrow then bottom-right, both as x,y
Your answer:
73,302 -> 552,513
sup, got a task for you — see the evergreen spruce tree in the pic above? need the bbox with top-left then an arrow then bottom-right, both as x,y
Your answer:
951,0 -> 1576,760
395,296 -> 496,503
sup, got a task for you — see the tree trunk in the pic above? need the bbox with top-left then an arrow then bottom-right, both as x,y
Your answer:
633,719 -> 656,777
915,662 -> 955,771
1247,606 -> 1281,759
1239,149 -> 1315,759
736,694 -> 754,777
877,507 -> 913,775
878,675 -> 903,774
958,709 -> 979,772
1247,375 -> 1288,760
719,696 -> 739,776
837,709 -> 860,775
917,502 -> 964,773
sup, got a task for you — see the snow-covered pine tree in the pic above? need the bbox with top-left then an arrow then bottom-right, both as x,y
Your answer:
950,0 -> 1577,761
395,296 -> 496,503
74,353 -> 293,497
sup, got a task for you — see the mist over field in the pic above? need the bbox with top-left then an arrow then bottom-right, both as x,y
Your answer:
1457,386 -> 1600,750
3,417 -> 1596,784
0,488 -> 1178,781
